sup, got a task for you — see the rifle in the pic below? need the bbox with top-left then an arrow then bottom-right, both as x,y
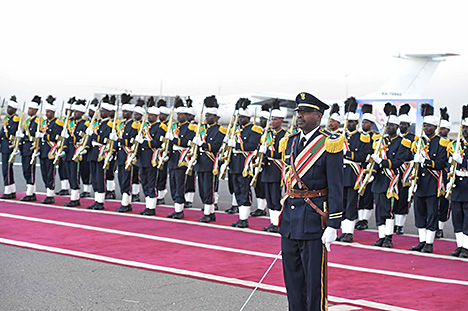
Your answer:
218,110 -> 240,179
8,102 -> 27,163
445,117 -> 463,200
30,100 -> 44,165
250,111 -> 272,187
103,106 -> 119,170
186,105 -> 205,176
125,113 -> 148,171
214,113 -> 235,176
72,100 -> 102,162
53,109 -> 72,165
408,123 -> 425,203
157,107 -> 175,170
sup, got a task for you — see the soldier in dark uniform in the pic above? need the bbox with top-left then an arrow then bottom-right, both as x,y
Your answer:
156,99 -> 170,204
56,97 -> 75,196
355,104 -> 380,230
447,105 -> 468,258
280,92 -> 343,311
337,100 -> 371,243
79,99 -> 99,198
369,104 -> 411,248
86,95 -> 118,210
0,96 -> 21,199
18,96 -> 41,201
166,97 -> 196,219
394,103 -> 415,234
228,98 -> 262,228
259,100 -> 286,232
327,103 -> 342,133
436,107 -> 451,239
105,96 -> 118,200
184,97 -> 197,208
37,99 -> 64,204
193,96 -> 226,222
409,104 -> 448,253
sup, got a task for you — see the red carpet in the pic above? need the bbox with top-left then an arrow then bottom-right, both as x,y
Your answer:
1,193 -> 467,310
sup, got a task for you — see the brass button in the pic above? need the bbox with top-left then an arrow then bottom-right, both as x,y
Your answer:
291,205 -> 295,210
422,173 -> 425,176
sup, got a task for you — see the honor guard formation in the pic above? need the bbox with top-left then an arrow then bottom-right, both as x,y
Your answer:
1,92 -> 468,309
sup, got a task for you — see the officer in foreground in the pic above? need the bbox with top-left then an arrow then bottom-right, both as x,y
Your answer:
280,92 -> 343,311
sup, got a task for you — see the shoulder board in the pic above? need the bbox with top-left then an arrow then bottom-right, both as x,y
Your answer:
132,121 -> 140,129
319,128 -> 332,137
107,120 -> 114,127
401,138 -> 412,149
13,115 -> 21,122
278,136 -> 290,154
360,132 -> 370,143
56,119 -> 64,127
219,126 -> 227,135
251,125 -> 263,134
439,137 -> 449,147
325,133 -> 344,153
160,123 -> 168,131
188,123 -> 197,131
34,118 -> 39,124
116,120 -> 123,126
372,133 -> 381,140
84,121 -> 90,127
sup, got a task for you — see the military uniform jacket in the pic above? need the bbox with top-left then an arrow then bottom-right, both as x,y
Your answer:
195,123 -> 226,173
20,115 -> 38,156
261,128 -> 286,183
168,121 -> 196,170
39,117 -> 64,159
343,130 -> 371,187
87,118 -> 115,162
64,118 -> 89,161
230,123 -> 262,175
413,134 -> 448,197
449,139 -> 468,202
370,135 -> 411,194
0,113 -> 20,153
279,129 -> 344,240
116,119 -> 139,166
137,121 -> 165,168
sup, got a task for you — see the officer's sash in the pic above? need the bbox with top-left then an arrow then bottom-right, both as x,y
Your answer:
400,162 -> 413,187
422,147 -> 445,197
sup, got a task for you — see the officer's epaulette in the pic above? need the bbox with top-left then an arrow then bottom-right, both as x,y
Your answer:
439,137 -> 450,148
372,132 -> 381,141
56,119 -> 64,127
401,138 -> 412,149
324,132 -> 344,153
116,119 -> 124,126
13,115 -> 21,122
360,132 -> 370,143
251,124 -> 263,134
160,122 -> 168,132
34,117 -> 39,124
107,120 -> 115,128
219,126 -> 227,135
279,132 -> 299,154
188,123 -> 197,132
131,121 -> 140,129
84,120 -> 90,127
319,128 -> 332,137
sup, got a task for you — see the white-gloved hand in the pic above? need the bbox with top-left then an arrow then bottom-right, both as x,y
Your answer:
13,150 -> 20,156
35,132 -> 44,139
321,227 -> 337,252
259,145 -> 267,154
163,156 -> 170,162
223,135 -> 230,144
453,152 -> 463,164
371,153 -> 382,164
35,152 -> 40,157
165,131 -> 174,140
109,132 -> 118,141
80,148 -> 87,155
59,151 -> 66,158
228,138 -> 236,148
414,153 -> 425,164
61,128 -> 69,139
16,130 -> 24,138
368,175 -> 374,183
192,135 -> 203,146
135,135 -> 144,144
85,127 -> 94,136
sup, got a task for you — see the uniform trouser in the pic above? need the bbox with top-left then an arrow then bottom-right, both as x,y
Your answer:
65,160 -> 80,190
214,175 -> 219,193
232,173 -> 252,207
157,165 -> 168,191
106,159 -> 116,182
197,171 -> 215,204
90,161 -> 105,193
374,192 -> 396,226
228,172 -> 235,195
169,168 -> 187,204
438,196 -> 451,222
118,165 -> 132,195
264,182 -> 282,211
80,159 -> 91,185
185,173 -> 196,193
394,185 -> 410,215
58,158 -> 68,181
281,236 -> 327,311
451,201 -> 468,235
343,186 -> 359,221
254,178 -> 265,199
40,157 -> 55,190
21,155 -> 35,185
140,166 -> 157,198
132,164 -> 139,186
358,185 -> 374,210
2,153 -> 14,186
414,195 -> 439,231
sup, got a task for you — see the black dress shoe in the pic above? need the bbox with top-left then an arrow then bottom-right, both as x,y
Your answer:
225,206 -> 239,214
355,219 -> 368,230
435,229 -> 444,239
198,214 -> 216,223
185,201 -> 193,208
342,233 -> 354,243
93,202 -> 105,210
460,248 -> 468,258
40,197 -> 55,204
20,194 -> 37,202
115,205 -> 132,213
139,208 -> 156,216
56,189 -> 70,196
214,204 -> 219,211
262,223 -> 274,231
372,238 -> 385,247
157,198 -> 165,205
336,233 -> 346,241
80,192 -> 91,198
410,242 -> 426,251
105,190 -> 116,200
131,194 -> 140,202
64,200 -> 81,207
382,235 -> 393,248
421,243 -> 433,253
1,193 -> 16,199
250,209 -> 267,217
450,247 -> 463,257
167,211 -> 184,219
266,224 -> 279,233
395,226 -> 405,235
87,202 -> 97,209
231,219 -> 249,228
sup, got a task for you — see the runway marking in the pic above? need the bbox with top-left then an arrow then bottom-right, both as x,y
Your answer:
1,212 -> 467,287
0,237 -> 417,311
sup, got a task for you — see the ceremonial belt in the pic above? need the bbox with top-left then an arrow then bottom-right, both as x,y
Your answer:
287,188 -> 328,200
456,170 -> 468,177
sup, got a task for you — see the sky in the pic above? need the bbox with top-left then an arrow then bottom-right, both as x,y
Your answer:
1,0 -> 467,119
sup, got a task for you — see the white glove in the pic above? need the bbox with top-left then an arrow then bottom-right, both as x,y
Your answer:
109,132 -> 118,141
13,150 -> 20,156
321,227 -> 337,252
259,145 -> 267,154
35,152 -> 40,158
192,135 -> 203,146
16,130 -> 24,138
61,128 -> 69,139
368,175 -> 374,184
228,138 -> 236,148
371,154 -> 382,165
35,132 -> 44,139
453,152 -> 463,164
135,135 -> 144,144
163,156 -> 169,162
223,135 -> 230,144
59,151 -> 66,158
80,148 -> 87,155
165,131 -> 174,140
85,127 -> 94,136
414,153 -> 425,164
